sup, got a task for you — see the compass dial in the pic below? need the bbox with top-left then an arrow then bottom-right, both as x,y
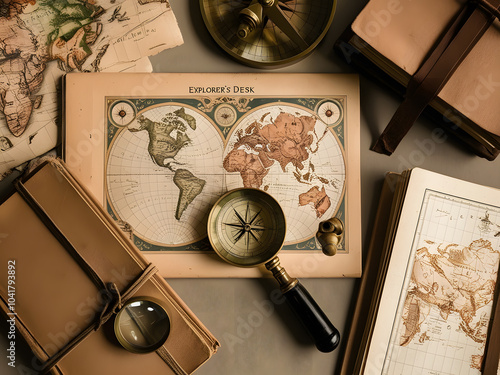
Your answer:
200,0 -> 336,68
317,99 -> 343,126
214,104 -> 238,127
208,188 -> 286,267
109,100 -> 137,127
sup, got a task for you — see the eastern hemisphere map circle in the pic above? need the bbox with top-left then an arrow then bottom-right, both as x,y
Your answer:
106,103 -> 225,247
223,103 -> 346,245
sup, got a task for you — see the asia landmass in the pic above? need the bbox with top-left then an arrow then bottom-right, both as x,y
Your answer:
400,239 -> 499,367
223,111 -> 332,218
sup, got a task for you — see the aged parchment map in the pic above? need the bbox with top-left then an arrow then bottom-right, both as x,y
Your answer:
105,98 -> 346,252
0,0 -> 182,178
383,191 -> 500,375
63,73 -> 361,277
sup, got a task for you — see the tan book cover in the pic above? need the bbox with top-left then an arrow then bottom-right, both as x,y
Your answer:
0,159 -> 219,374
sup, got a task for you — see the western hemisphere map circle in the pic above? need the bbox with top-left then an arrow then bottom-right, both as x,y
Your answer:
106,104 -> 225,247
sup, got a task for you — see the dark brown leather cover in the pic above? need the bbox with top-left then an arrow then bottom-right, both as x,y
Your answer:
335,0 -> 500,160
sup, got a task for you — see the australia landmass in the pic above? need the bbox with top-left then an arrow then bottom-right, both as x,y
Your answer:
400,239 -> 499,347
223,111 -> 332,217
298,186 -> 331,218
129,109 -> 205,220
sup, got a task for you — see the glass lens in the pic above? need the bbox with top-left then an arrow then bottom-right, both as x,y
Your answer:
115,299 -> 170,353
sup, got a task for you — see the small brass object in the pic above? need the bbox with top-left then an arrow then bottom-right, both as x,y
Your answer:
316,217 -> 344,256
237,2 -> 264,39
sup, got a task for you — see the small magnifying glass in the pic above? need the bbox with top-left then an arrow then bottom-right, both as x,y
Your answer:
207,188 -> 340,352
114,298 -> 171,354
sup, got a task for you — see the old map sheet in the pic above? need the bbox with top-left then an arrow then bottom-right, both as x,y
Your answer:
63,73 -> 361,277
0,0 -> 183,178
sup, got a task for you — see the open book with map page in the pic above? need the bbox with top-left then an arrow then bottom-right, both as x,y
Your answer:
62,73 -> 362,278
341,168 -> 500,375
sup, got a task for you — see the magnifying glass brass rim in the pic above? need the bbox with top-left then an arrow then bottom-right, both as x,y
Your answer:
114,297 -> 171,354
207,188 -> 286,267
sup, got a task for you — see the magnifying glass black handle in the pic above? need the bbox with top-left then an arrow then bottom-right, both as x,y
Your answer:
265,258 -> 340,352
284,280 -> 340,353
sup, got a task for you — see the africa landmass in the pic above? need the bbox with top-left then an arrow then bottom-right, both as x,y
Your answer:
223,111 -> 332,218
400,239 -> 499,366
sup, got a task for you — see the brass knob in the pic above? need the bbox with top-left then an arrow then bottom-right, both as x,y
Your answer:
237,3 -> 264,39
316,217 -> 344,256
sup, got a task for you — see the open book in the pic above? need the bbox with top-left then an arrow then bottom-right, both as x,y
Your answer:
341,168 -> 500,375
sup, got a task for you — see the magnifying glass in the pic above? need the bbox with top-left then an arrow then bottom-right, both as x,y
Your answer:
114,298 -> 171,353
207,188 -> 340,352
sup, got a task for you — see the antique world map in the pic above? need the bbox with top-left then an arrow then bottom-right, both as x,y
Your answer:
105,97 -> 346,252
0,0 -> 182,178
383,191 -> 500,375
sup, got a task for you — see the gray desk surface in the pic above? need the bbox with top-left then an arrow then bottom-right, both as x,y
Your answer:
2,0 -> 500,374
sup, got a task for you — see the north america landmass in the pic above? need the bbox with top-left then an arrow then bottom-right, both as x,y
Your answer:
130,108 -> 206,221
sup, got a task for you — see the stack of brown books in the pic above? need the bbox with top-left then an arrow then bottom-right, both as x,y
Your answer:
335,0 -> 500,160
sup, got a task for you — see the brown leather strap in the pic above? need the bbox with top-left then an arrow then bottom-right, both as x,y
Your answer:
474,0 -> 500,18
372,0 -> 500,155
40,263 -> 158,374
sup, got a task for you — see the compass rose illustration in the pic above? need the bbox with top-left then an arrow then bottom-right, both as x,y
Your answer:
207,188 -> 286,266
109,100 -> 137,127
317,99 -> 343,126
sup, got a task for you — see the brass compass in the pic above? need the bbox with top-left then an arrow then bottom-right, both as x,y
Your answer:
199,0 -> 337,68
207,188 -> 286,267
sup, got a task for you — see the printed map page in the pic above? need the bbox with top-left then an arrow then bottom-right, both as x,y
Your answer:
383,191 -> 500,375
105,98 -> 347,252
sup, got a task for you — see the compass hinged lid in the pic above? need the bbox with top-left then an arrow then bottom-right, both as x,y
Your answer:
200,0 -> 337,68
